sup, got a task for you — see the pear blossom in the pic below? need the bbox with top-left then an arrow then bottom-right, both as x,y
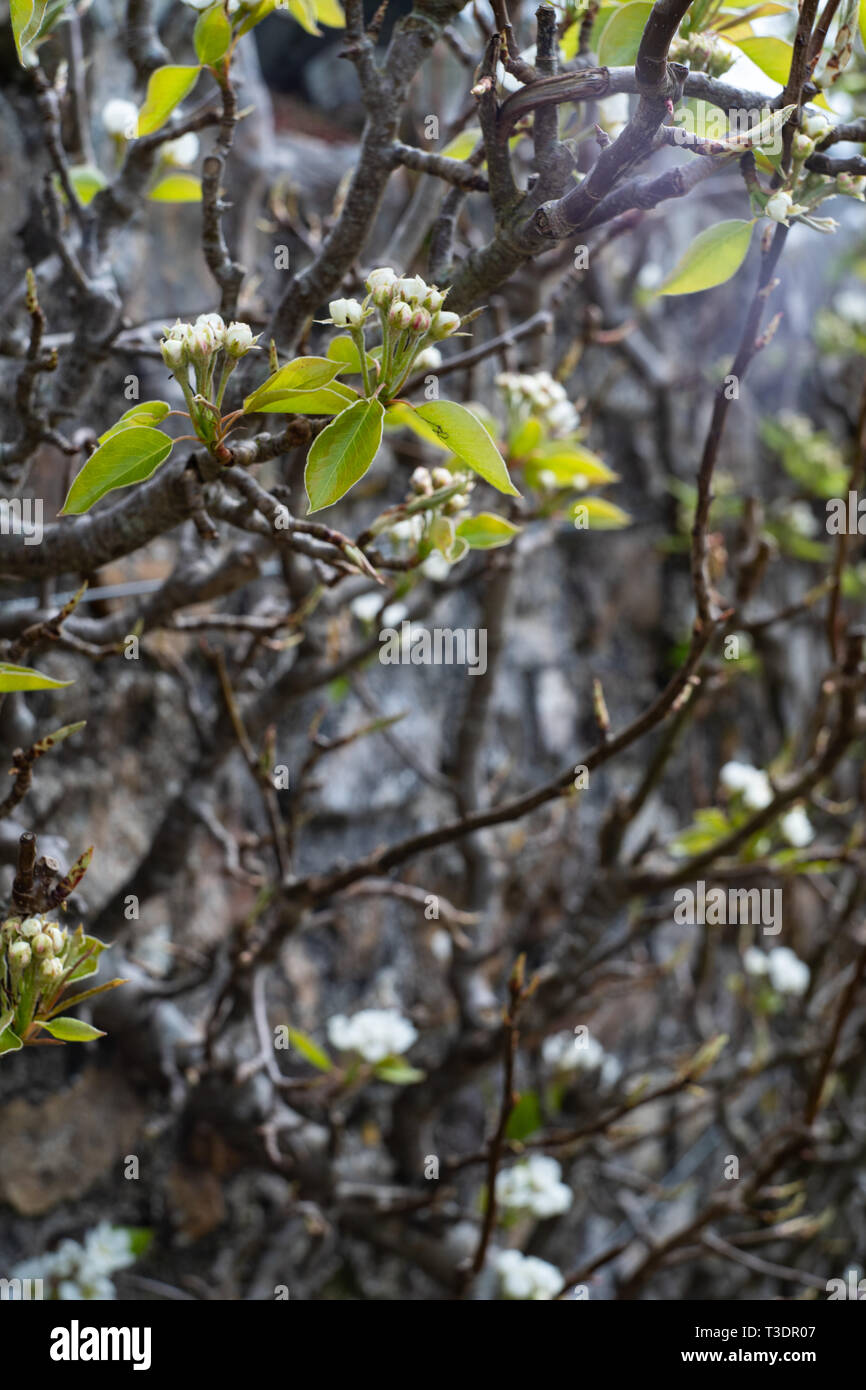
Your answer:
101,98 -> 138,138
765,191 -> 807,226
780,805 -> 814,848
161,133 -> 199,167
719,761 -> 773,810
542,1029 -> 622,1087
326,1007 -> 418,1063
495,1154 -> 573,1218
767,946 -> 810,997
328,297 -> 364,328
496,1248 -> 563,1300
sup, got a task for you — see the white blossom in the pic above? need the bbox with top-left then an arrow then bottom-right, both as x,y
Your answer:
780,805 -> 814,848
101,98 -> 138,138
542,1029 -> 621,1087
161,132 -> 199,167
719,761 -> 773,810
421,551 -> 451,582
326,1007 -> 418,1063
495,1154 -> 573,1218
767,946 -> 810,997
328,297 -> 364,328
495,1248 -> 563,1300
350,592 -> 383,624
743,946 -> 769,978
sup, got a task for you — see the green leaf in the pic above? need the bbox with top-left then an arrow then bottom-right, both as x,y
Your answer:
658,219 -> 755,296
45,978 -> 126,1018
509,415 -> 543,458
286,0 -> 321,33
596,2 -> 654,65
569,496 -> 632,529
194,3 -> 233,64
99,401 -> 170,442
456,512 -> 520,549
136,66 -> 201,137
287,1028 -> 333,1072
0,1008 -> 15,1039
68,164 -> 108,206
732,36 -> 793,86
402,401 -> 520,497
235,0 -> 277,39
312,0 -> 345,25
65,933 -> 110,983
9,0 -> 63,66
148,173 -> 202,202
527,442 -> 619,489
505,1090 -> 543,1141
123,1227 -> 154,1259
244,356 -> 346,412
440,128 -> 481,161
36,1016 -> 106,1042
861,0 -> 866,50
560,19 -> 580,60
61,427 -> 173,514
253,384 -> 360,415
0,662 -> 72,692
373,1059 -> 426,1085
305,398 -> 385,512
0,1028 -> 23,1055
327,335 -> 377,375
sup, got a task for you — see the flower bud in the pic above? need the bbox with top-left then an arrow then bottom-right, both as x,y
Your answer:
395,275 -> 428,305
20,918 -> 41,939
188,324 -> 219,363
224,321 -> 259,357
802,111 -> 830,140
9,940 -> 31,970
410,308 -> 431,334
430,310 -> 461,339
46,926 -> 66,954
444,493 -> 469,515
413,347 -> 442,372
32,933 -> 54,958
161,336 -> 187,370
39,957 -> 64,984
162,133 -> 200,167
424,288 -> 445,313
431,467 -> 453,489
765,190 -> 793,225
838,172 -> 866,199
409,466 -> 433,495
792,133 -> 814,159
366,267 -> 397,302
389,300 -> 413,330
328,298 -> 365,329
102,98 -> 139,140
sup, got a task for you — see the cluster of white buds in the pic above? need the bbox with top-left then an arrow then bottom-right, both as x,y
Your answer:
495,1154 -> 573,1218
160,314 -> 260,371
496,370 -> 580,438
9,1223 -> 138,1301
406,464 -> 474,518
743,945 -> 810,997
324,267 -> 463,400
495,1249 -> 563,1300
326,1007 -> 418,1064
3,913 -> 69,986
719,760 -> 773,811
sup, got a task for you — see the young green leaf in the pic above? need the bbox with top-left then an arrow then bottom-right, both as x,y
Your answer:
658,219 -> 755,296
305,398 -> 385,512
403,401 -> 520,496
36,1016 -> 106,1043
0,1028 -> 23,1055
61,426 -> 173,514
65,933 -> 110,983
148,174 -> 202,202
505,1090 -> 543,1141
99,401 -> 171,442
373,1059 -> 426,1085
194,3 -> 233,64
244,356 -> 346,412
327,335 -> 378,375
456,513 -> 521,548
0,662 -> 73,692
528,442 -> 618,488
136,66 -> 201,137
570,497 -> 632,529
732,36 -> 793,86
287,1028 -> 333,1072
286,0 -> 322,33
596,2 -> 653,65
68,164 -> 108,206
249,383 -> 359,415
